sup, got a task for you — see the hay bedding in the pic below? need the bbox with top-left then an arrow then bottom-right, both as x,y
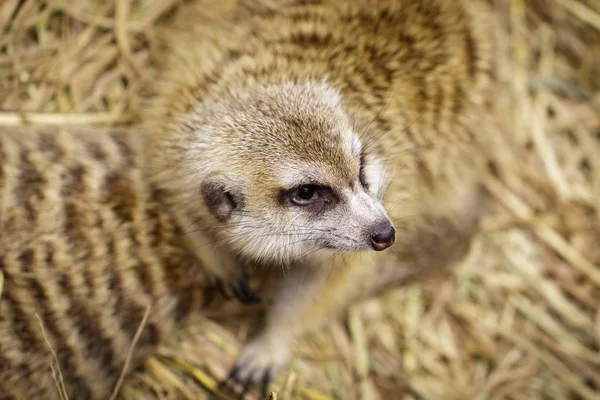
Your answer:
1,0 -> 599,399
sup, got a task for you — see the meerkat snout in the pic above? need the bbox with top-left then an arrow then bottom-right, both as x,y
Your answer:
370,221 -> 395,251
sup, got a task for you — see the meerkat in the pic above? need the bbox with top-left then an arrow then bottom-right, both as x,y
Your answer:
0,0 -> 497,398
144,0 -> 497,397
0,124 -> 236,400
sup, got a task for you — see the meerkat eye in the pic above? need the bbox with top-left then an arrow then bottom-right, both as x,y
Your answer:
291,185 -> 319,205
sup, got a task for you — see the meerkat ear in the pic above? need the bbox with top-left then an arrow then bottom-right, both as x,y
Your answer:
200,179 -> 240,222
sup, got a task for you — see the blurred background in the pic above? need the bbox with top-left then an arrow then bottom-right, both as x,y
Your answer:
1,0 -> 599,398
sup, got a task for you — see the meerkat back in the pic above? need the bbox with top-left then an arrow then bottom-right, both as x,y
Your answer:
0,125 -> 206,400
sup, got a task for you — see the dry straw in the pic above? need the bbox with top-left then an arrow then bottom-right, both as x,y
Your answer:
1,0 -> 599,398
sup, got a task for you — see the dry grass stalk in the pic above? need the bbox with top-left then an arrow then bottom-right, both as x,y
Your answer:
0,111 -> 131,125
109,304 -> 152,400
36,313 -> 69,400
552,0 -> 600,31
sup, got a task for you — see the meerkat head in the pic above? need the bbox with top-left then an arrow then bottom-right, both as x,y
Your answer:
152,79 -> 394,265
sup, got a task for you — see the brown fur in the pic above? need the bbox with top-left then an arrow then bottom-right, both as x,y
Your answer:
143,0 -> 499,393
0,125 -> 209,400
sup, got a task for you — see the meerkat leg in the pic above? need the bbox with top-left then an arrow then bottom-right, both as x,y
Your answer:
222,183 -> 483,397
222,263 -> 330,397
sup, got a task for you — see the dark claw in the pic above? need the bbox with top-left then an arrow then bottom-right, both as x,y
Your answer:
260,370 -> 271,399
219,364 -> 272,399
219,365 -> 240,391
214,269 -> 261,304
230,284 -> 243,301
228,278 -> 261,304
219,365 -> 249,399
230,282 -> 257,304
240,378 -> 252,398
237,277 -> 262,303
215,278 -> 232,300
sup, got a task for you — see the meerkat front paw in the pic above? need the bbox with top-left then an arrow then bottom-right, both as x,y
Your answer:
220,333 -> 291,398
215,268 -> 262,304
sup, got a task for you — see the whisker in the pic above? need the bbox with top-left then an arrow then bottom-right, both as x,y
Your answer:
392,214 -> 416,224
327,250 -> 345,280
362,112 -> 425,154
358,93 -> 391,143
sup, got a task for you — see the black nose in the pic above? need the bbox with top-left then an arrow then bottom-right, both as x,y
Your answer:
370,222 -> 395,251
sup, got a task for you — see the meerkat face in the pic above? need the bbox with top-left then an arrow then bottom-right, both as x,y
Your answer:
177,80 -> 395,264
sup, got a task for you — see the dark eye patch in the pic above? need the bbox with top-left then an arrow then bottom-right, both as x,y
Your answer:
291,185 -> 319,205
279,184 -> 338,212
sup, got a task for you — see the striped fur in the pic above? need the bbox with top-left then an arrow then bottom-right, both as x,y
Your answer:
0,126 -> 207,400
